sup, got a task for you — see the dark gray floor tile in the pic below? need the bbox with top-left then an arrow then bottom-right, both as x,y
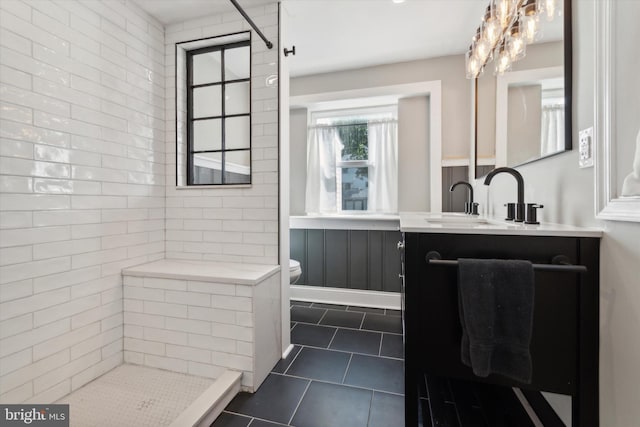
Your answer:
291,300 -> 312,307
226,374 -> 309,425
271,345 -> 302,374
368,391 -> 405,427
291,306 -> 326,324
291,381 -> 373,427
291,323 -> 337,348
319,309 -> 364,328
380,333 -> 403,359
347,306 -> 385,315
329,328 -> 381,356
385,309 -> 401,316
312,303 -> 346,310
248,419 -> 288,427
285,347 -> 350,383
361,313 -> 402,334
211,412 -> 252,427
344,354 -> 404,394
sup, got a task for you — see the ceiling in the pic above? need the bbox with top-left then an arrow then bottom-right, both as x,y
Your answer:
131,0 -> 274,25
283,0 -> 488,77
133,0 -> 563,77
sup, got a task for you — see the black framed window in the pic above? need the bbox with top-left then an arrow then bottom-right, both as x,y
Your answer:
186,40 -> 251,185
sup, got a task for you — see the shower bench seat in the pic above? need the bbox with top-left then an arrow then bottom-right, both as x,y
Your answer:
121,259 -> 281,393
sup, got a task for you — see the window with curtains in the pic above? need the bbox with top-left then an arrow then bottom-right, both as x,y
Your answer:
305,107 -> 398,214
186,40 -> 251,185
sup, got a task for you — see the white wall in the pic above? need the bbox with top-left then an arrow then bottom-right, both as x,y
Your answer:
0,0 -> 165,403
289,108 -> 307,215
476,1 -> 640,425
164,4 -> 279,265
398,96 -> 430,212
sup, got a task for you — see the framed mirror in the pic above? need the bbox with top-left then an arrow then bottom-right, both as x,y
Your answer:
595,0 -> 640,222
473,0 -> 572,178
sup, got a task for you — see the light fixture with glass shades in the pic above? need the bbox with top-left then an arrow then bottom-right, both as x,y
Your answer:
465,0 -> 561,78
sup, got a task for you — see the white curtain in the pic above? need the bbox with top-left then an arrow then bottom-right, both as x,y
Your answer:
305,126 -> 338,213
540,104 -> 565,156
368,120 -> 398,213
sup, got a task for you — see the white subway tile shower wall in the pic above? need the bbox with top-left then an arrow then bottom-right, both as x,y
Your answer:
164,4 -> 279,265
0,0 -> 165,403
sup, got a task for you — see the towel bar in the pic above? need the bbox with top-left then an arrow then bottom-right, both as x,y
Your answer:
424,251 -> 587,274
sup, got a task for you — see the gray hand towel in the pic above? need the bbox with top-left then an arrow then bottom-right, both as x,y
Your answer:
458,258 -> 535,384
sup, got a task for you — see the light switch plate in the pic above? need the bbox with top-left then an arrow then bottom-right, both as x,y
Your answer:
579,127 -> 594,168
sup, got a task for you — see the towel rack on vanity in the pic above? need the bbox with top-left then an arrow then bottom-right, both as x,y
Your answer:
424,251 -> 588,274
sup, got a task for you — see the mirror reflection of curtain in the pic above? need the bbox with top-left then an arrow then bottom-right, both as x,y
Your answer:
541,104 -> 565,156
368,121 -> 398,213
305,126 -> 338,213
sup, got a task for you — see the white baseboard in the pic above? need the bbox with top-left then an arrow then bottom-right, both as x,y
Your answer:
290,285 -> 401,310
282,344 -> 295,359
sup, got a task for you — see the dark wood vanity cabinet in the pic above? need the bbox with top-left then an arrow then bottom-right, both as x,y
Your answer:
403,232 -> 600,427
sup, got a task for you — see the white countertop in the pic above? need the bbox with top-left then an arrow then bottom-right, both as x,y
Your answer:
122,259 -> 281,285
290,214 -> 400,231
399,212 -> 603,237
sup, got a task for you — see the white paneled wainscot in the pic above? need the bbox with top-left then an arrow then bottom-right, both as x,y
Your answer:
122,260 -> 281,391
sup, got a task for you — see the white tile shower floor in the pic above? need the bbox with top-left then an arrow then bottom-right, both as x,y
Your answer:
56,364 -> 214,427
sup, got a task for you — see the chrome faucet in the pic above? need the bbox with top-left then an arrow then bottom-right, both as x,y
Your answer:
449,181 -> 478,215
483,167 -> 525,222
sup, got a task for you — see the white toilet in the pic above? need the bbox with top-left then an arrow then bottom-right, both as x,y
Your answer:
289,259 -> 302,284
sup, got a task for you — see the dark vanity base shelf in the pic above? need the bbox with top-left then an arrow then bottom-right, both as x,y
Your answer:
403,232 -> 600,427
418,374 -> 539,427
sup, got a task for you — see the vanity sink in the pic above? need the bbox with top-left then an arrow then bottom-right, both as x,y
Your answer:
421,213 -> 493,227
424,220 -> 492,229
424,216 -> 490,225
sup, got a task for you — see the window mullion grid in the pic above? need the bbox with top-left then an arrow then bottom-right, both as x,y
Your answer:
337,159 -> 369,211
220,47 -> 226,184
192,112 -> 249,122
182,37 -> 250,186
336,160 -> 369,168
187,52 -> 194,185
192,148 -> 247,154
192,77 -> 248,90
335,139 -> 342,212
335,123 -> 370,212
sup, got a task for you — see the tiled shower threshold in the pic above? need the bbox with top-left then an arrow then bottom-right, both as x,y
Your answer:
56,364 -> 240,427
